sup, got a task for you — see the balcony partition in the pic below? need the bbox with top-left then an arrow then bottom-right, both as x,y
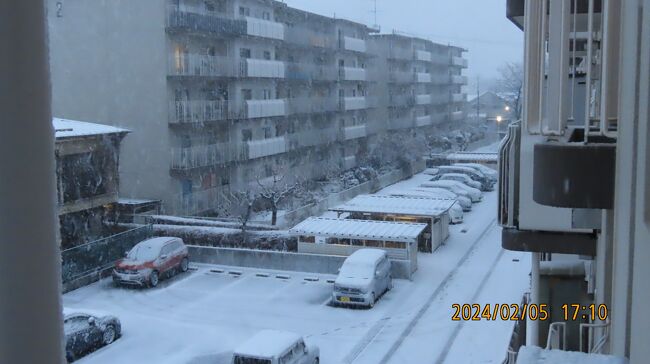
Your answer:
340,67 -> 367,81
343,125 -> 368,140
245,137 -> 287,159
241,59 -> 285,78
416,115 -> 433,127
245,99 -> 287,118
243,16 -> 285,40
414,50 -> 433,62
342,36 -> 367,52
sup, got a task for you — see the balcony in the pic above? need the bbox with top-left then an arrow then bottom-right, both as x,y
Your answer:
287,128 -> 339,149
243,16 -> 285,40
339,67 -> 367,81
388,117 -> 414,130
169,100 -> 232,124
414,50 -> 432,62
168,54 -> 236,78
390,70 -> 415,83
416,115 -> 433,127
285,30 -> 335,49
451,75 -> 468,85
245,137 -> 287,159
431,74 -> 451,84
431,94 -> 450,104
343,125 -> 368,140
245,99 -> 287,118
241,59 -> 285,78
431,112 -> 447,124
451,56 -> 469,68
343,155 -> 357,170
431,53 -> 450,64
388,48 -> 413,60
340,96 -> 367,111
451,93 -> 467,103
416,73 -> 432,83
287,97 -> 338,114
389,94 -> 415,107
451,110 -> 465,121
342,36 -> 367,53
416,94 -> 432,105
286,63 -> 337,82
173,185 -> 232,216
166,8 -> 246,36
170,143 -> 235,170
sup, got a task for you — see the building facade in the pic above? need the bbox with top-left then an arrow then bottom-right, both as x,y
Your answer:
48,0 -> 467,216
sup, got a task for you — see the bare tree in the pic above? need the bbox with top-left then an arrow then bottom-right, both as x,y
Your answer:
497,62 -> 524,120
257,172 -> 302,226
221,190 -> 256,243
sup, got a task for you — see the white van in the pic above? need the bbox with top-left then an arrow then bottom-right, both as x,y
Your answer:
231,330 -> 319,364
332,249 -> 393,308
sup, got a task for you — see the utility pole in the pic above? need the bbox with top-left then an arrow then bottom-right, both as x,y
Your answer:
476,76 -> 480,121
371,0 -> 378,29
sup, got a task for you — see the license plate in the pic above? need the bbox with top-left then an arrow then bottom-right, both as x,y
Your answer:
340,296 -> 350,303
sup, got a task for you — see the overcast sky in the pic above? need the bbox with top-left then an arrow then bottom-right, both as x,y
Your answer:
282,0 -> 523,87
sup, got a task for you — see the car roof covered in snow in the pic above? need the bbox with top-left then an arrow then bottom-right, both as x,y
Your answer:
53,117 -> 129,139
289,217 -> 427,243
440,173 -> 473,179
330,194 -> 454,217
135,237 -> 179,250
63,307 -> 114,319
438,165 -> 485,176
233,330 -> 302,358
446,152 -> 498,163
345,248 -> 387,265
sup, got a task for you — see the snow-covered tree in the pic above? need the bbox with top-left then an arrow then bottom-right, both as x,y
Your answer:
256,171 -> 302,226
496,62 -> 524,120
220,190 -> 256,243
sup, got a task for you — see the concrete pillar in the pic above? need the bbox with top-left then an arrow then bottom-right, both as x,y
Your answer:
527,252 -> 541,346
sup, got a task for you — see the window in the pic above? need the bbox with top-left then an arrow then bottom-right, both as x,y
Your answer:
241,129 -> 253,142
241,89 -> 252,100
262,11 -> 270,20
63,316 -> 89,334
240,48 -> 251,59
263,89 -> 271,100
238,6 -> 250,16
263,51 -> 271,60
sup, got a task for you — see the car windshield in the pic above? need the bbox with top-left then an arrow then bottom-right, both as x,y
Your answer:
126,244 -> 160,261
339,262 -> 373,279
233,357 -> 271,364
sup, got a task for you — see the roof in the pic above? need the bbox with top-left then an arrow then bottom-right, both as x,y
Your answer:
289,217 -> 427,243
234,330 -> 301,358
330,195 -> 454,217
446,152 -> 498,162
53,118 -> 129,139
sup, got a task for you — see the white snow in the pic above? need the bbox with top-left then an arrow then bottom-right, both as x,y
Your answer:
53,118 -> 129,138
516,346 -> 628,364
289,217 -> 427,243
330,194 -> 454,217
233,329 -> 302,358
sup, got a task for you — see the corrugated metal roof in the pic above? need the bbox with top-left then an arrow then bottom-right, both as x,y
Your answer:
289,217 -> 427,243
330,195 -> 454,217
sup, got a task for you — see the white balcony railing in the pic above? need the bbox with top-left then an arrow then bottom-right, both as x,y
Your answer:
431,53 -> 450,64
416,115 -> 433,127
340,67 -> 367,81
343,36 -> 367,52
451,93 -> 467,103
452,56 -> 468,68
390,71 -> 415,83
451,110 -> 465,121
416,73 -> 432,83
416,94 -> 432,105
414,50 -> 432,62
168,53 -> 236,77
287,97 -> 338,114
245,99 -> 287,118
431,74 -> 450,84
173,185 -> 232,216
170,143 -> 235,170
246,137 -> 287,159
244,16 -> 284,40
431,94 -> 450,104
242,59 -> 285,78
169,100 -> 232,124
451,75 -> 468,85
343,125 -> 367,140
341,96 -> 367,111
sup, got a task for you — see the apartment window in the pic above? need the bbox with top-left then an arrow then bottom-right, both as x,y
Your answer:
207,46 -> 216,57
263,51 -> 271,60
262,11 -> 270,20
263,127 -> 272,139
241,89 -> 252,101
239,6 -> 250,16
241,129 -> 252,142
263,89 -> 271,100
240,48 -> 251,59
204,1 -> 215,12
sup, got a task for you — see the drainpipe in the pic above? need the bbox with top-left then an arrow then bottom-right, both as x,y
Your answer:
527,252 -> 541,346
0,1 -> 64,363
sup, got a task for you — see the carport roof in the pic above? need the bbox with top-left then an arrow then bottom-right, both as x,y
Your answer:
289,217 -> 427,243
446,152 -> 498,163
329,195 -> 454,217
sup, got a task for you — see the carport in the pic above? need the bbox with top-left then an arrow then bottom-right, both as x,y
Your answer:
329,195 -> 453,253
289,217 -> 426,278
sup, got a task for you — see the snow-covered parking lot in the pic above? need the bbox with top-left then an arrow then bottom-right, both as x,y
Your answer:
64,175 -> 530,364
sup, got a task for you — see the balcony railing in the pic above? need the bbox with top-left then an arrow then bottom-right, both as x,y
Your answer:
416,115 -> 433,126
389,94 -> 415,107
451,56 -> 469,68
416,94 -> 433,105
339,67 -> 367,81
245,137 -> 287,159
170,142 -> 236,170
243,16 -> 285,40
166,8 -> 246,36
245,99 -> 287,118
286,63 -> 338,82
287,97 -> 338,114
431,74 -> 451,84
432,112 -> 447,124
414,50 -> 432,62
451,93 -> 467,103
388,117 -> 414,130
287,128 -> 339,149
240,58 -> 285,78
416,73 -> 432,83
451,110 -> 465,121
168,53 -> 236,78
342,36 -> 367,52
388,48 -> 413,60
173,185 -> 232,216
285,29 -> 335,49
431,53 -> 451,64
343,125 -> 368,140
431,94 -> 450,104
451,75 -> 468,85
340,96 -> 370,111
389,70 -> 415,83
169,100 -> 232,124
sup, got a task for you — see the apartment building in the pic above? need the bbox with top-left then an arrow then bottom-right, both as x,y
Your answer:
48,0 -> 467,216
500,0 -> 649,362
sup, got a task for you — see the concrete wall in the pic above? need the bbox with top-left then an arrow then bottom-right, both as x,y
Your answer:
188,245 -> 414,279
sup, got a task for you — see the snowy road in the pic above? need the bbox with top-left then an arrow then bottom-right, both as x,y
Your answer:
64,186 -> 530,364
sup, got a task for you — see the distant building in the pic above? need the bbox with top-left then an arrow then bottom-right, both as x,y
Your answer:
54,118 -> 129,249
466,91 -> 514,122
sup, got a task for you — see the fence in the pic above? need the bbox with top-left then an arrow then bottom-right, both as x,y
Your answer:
61,225 -> 153,287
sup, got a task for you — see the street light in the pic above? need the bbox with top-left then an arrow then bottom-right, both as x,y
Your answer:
505,106 -> 510,112
496,115 -> 503,122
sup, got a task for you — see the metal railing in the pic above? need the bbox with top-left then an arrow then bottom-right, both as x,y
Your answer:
546,322 -> 567,350
170,142 -> 238,170
172,185 -> 232,216
168,53 -> 236,77
166,7 -> 246,35
580,321 -> 610,354
169,99 -> 233,124
61,225 -> 153,283
285,62 -> 338,82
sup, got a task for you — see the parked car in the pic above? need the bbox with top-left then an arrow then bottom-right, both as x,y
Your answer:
421,180 -> 483,202
113,237 -> 189,287
436,165 -> 494,191
63,308 -> 121,362
436,173 -> 483,190
231,330 -> 319,364
389,192 -> 464,224
333,249 -> 393,308
411,187 -> 473,211
453,163 -> 498,182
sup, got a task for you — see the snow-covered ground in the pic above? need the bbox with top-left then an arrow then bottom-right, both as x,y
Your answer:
64,172 -> 530,364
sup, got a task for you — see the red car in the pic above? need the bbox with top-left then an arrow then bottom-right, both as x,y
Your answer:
113,237 -> 189,287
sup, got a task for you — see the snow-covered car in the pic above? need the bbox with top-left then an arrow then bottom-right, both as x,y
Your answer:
113,237 -> 189,287
453,163 -> 498,182
411,187 -> 473,212
422,168 -> 440,176
436,165 -> 494,191
421,180 -> 483,202
231,330 -> 319,364
389,192 -> 464,224
436,173 -> 483,190
63,308 -> 121,362
333,249 -> 393,308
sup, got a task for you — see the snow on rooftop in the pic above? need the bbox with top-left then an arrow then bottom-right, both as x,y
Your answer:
516,346 -> 628,364
53,117 -> 129,139
289,217 -> 427,243
446,152 -> 498,162
330,194 -> 454,217
234,330 -> 301,358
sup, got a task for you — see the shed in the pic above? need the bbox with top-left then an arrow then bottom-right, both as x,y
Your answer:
329,195 -> 453,252
289,217 -> 426,277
